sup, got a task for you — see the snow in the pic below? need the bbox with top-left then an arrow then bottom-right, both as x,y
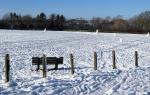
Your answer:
0,30 -> 150,95
44,28 -> 47,32
96,29 -> 98,34
146,32 -> 149,37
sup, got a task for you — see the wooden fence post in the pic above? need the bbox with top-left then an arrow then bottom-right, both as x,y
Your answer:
94,52 -> 97,70
135,51 -> 138,67
112,51 -> 117,69
42,54 -> 47,78
5,54 -> 10,83
70,54 -> 74,74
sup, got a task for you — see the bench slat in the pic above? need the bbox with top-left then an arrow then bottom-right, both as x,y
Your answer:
32,57 -> 63,65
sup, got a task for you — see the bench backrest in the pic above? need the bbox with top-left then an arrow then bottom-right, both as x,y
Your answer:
32,57 -> 63,65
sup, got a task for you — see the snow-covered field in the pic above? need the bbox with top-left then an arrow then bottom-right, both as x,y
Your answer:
0,30 -> 150,95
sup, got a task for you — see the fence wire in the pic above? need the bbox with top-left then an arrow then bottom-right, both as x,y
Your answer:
1,50 -> 150,82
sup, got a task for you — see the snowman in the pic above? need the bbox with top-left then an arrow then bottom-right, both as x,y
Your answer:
44,28 -> 47,32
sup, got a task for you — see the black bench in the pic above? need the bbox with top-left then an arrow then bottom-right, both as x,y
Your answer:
32,57 -> 63,70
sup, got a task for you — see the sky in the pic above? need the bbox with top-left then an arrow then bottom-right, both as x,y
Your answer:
0,0 -> 150,19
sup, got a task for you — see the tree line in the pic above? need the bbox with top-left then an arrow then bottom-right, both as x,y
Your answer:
0,10 -> 150,33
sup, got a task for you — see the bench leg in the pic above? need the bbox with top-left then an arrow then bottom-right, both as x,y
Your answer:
55,63 -> 58,70
36,62 -> 40,71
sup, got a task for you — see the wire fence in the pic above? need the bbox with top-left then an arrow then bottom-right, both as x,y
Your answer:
1,50 -> 150,83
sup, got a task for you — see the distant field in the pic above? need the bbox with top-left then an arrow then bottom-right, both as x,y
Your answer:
0,30 -> 150,95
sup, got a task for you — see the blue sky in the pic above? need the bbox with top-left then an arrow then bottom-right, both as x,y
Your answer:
0,0 -> 150,19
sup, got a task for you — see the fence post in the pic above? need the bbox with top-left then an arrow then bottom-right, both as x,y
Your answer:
94,52 -> 97,70
42,54 -> 47,78
5,54 -> 10,83
70,54 -> 74,74
112,51 -> 117,69
135,51 -> 138,67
